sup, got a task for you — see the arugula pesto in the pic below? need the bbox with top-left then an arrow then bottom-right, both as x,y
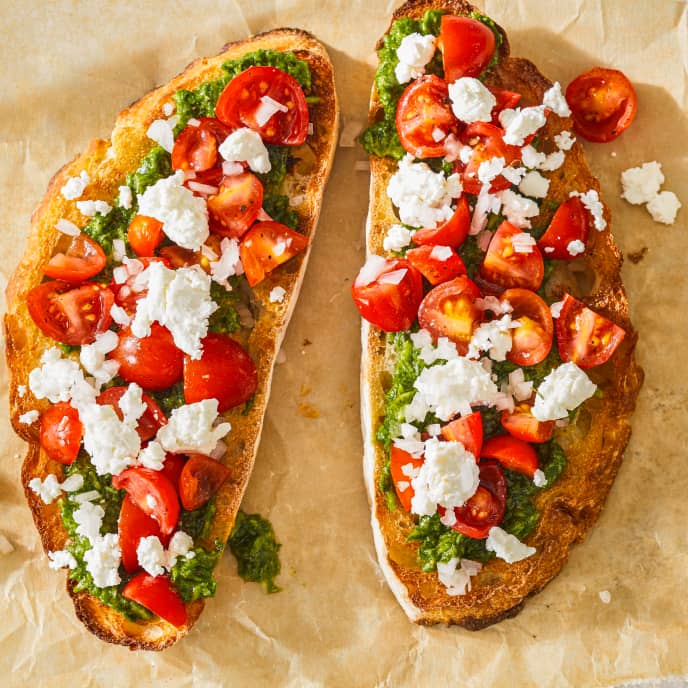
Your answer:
208,281 -> 241,335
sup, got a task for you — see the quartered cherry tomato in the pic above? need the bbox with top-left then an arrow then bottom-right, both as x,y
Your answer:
390,445 -> 424,513
480,221 -> 544,292
555,293 -> 626,368
501,401 -> 554,444
537,197 -> 589,260
39,401 -> 83,465
27,281 -> 114,346
183,333 -> 257,412
112,467 -> 180,536
396,75 -> 460,158
351,257 -> 424,333
440,411 -> 483,459
215,66 -> 309,145
161,453 -> 186,491
43,234 -> 107,283
459,122 -> 521,194
179,454 -> 231,511
442,460 -> 506,539
172,118 -> 230,172
490,89 -> 521,126
96,386 -> 167,441
111,323 -> 184,391
207,172 -> 264,239
239,221 -> 309,287
439,15 -> 496,82
122,573 -> 187,627
417,275 -> 482,354
118,495 -> 166,574
127,215 -> 164,258
406,245 -> 466,285
110,256 -> 171,314
565,67 -> 637,143
481,435 -> 539,478
500,288 -> 553,366
411,196 -> 471,248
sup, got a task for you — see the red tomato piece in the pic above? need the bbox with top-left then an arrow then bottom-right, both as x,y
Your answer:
459,122 -> 521,194
96,386 -> 167,441
406,245 -> 466,285
501,401 -> 554,444
351,257 -> 424,332
179,454 -> 231,511
481,435 -> 539,478
417,275 -> 482,354
215,66 -> 309,146
161,453 -> 187,491
240,221 -> 309,287
172,118 -> 230,172
39,402 -> 83,465
122,573 -> 187,628
27,281 -> 114,346
111,323 -> 184,391
555,293 -> 626,369
537,197 -> 589,260
112,467 -> 180,536
390,445 -> 424,513
439,15 -> 496,82
480,221 -> 544,292
490,88 -> 521,126
442,460 -> 506,539
127,215 -> 164,258
43,234 -> 107,283
118,495 -> 166,574
440,411 -> 483,459
500,288 -> 553,367
207,172 -> 264,239
565,67 -> 637,143
395,75 -> 460,158
183,333 -> 257,412
411,196 -> 471,248
110,256 -> 171,314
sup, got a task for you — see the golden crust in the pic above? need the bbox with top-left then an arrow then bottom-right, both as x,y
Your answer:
362,0 -> 643,628
5,29 -> 339,650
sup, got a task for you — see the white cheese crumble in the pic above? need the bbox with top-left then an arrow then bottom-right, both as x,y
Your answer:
437,557 -> 482,596
647,191 -> 681,225
511,232 -> 538,254
507,368 -> 533,402
157,399 -> 231,455
477,156 -> 505,184
467,314 -> 517,361
469,183 -> 503,235
48,550 -> 77,570
410,438 -> 480,516
498,189 -> 540,229
448,77 -> 496,123
138,170 -> 209,250
620,161 -> 664,205
61,170 -> 91,200
554,130 -> 576,151
532,362 -> 597,421
29,475 -> 63,504
137,535 -> 167,577
518,170 -> 550,199
79,330 -> 119,387
73,501 -> 105,541
146,118 -> 175,153
570,189 -> 606,231
218,127 -> 271,174
533,469 -> 547,488
84,534 -> 121,588
429,245 -> 453,261
118,185 -> 133,210
539,150 -> 566,172
210,237 -> 243,287
486,527 -> 536,563
567,239 -> 586,257
118,383 -> 146,427
19,409 -> 39,425
167,530 -> 195,567
394,32 -> 436,84
28,347 -> 90,404
500,106 -> 547,146
55,218 -> 81,237
501,164 -> 527,186
17,385 -> 26,398
521,145 -> 547,170
138,441 -> 166,471
162,102 -> 175,117
76,199 -> 112,217
542,82 -> 571,117
383,224 -> 415,252
409,329 -> 459,365
269,286 -> 286,303
387,155 -> 462,229
131,261 -> 217,359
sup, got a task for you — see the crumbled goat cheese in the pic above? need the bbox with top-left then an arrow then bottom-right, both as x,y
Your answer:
394,32 -> 436,84
118,383 -> 146,427
48,550 -> 77,570
157,399 -> 231,455
518,170 -> 550,199
409,329 -> 459,365
210,237 -> 243,287
430,245 -> 453,261
167,531 -> 195,567
499,189 -> 540,229
620,161 -> 665,205
73,501 -> 105,541
567,239 -> 586,256
486,527 -> 536,563
219,127 -> 271,174
542,82 -> 571,117
60,171 -> 91,200
137,535 -> 167,577
501,164 -> 527,186
554,130 -> 576,151
138,441 -> 166,471
521,145 -> 547,170
29,475 -> 63,504
477,156 -> 505,184
539,150 -> 566,172
269,286 -> 286,303
118,185 -> 133,209
469,183 -> 503,235
467,314 -> 517,361
532,362 -> 597,421
511,232 -> 538,254
79,330 -> 119,387
507,368 -> 534,402
84,534 -> 121,588
570,189 -> 606,231
533,469 -> 547,487
500,106 -> 547,146
146,118 -> 175,153
383,224 -> 415,252
19,410 -> 39,424
448,77 -> 496,123
437,558 -> 482,596
55,219 -> 81,236
76,199 -> 112,217
647,191 -> 681,225
162,102 -> 175,117
17,385 -> 26,398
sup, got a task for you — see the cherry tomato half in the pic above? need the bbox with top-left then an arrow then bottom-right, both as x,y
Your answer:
27,281 -> 114,346
565,67 -> 637,143
127,215 -> 164,258
555,293 -> 625,369
500,288 -> 553,367
396,75 -> 460,158
417,275 -> 482,354
96,386 -> 167,441
39,401 -> 83,465
111,323 -> 184,391
406,245 -> 466,286
490,89 -> 521,127
390,445 -> 424,513
179,454 -> 231,511
172,118 -> 230,173
440,411 -> 483,459
161,453 -> 187,491
118,495 -> 166,574
215,66 -> 309,146
439,15 -> 496,82
501,401 -> 554,444
207,172 -> 264,239
122,573 -> 187,627
537,197 -> 589,260
43,234 -> 107,283
481,435 -> 538,478
412,196 -> 471,248
351,257 -> 424,332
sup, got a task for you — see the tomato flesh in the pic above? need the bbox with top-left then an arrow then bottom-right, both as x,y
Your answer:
440,412 -> 483,459
161,453 -> 187,491
128,215 -> 164,258
501,402 -> 554,444
555,293 -> 626,369
411,196 -> 471,248
351,257 -> 424,332
417,275 -> 482,354
39,402 -> 83,465
43,234 -> 107,283
179,454 -> 231,511
490,89 -> 521,126
122,573 -> 187,627
500,288 -> 553,366
565,67 -> 637,143
172,118 -> 230,172
390,445 -> 424,513
439,15 -> 496,82
537,197 -> 589,260
118,495 -> 166,574
406,245 -> 466,286
481,435 -> 538,478
207,172 -> 264,239
96,386 -> 167,441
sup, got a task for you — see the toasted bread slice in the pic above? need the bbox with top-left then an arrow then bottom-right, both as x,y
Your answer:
5,28 -> 338,649
361,0 -> 643,628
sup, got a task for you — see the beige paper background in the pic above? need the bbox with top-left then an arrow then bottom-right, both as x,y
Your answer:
1,1 -> 687,686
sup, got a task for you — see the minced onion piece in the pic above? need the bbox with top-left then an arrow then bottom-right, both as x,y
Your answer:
55,219 -> 81,237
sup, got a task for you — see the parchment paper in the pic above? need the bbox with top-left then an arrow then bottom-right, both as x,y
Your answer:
1,1 -> 686,686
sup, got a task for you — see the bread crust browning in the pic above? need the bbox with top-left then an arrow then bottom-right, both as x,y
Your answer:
362,0 -> 643,628
5,29 -> 339,650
